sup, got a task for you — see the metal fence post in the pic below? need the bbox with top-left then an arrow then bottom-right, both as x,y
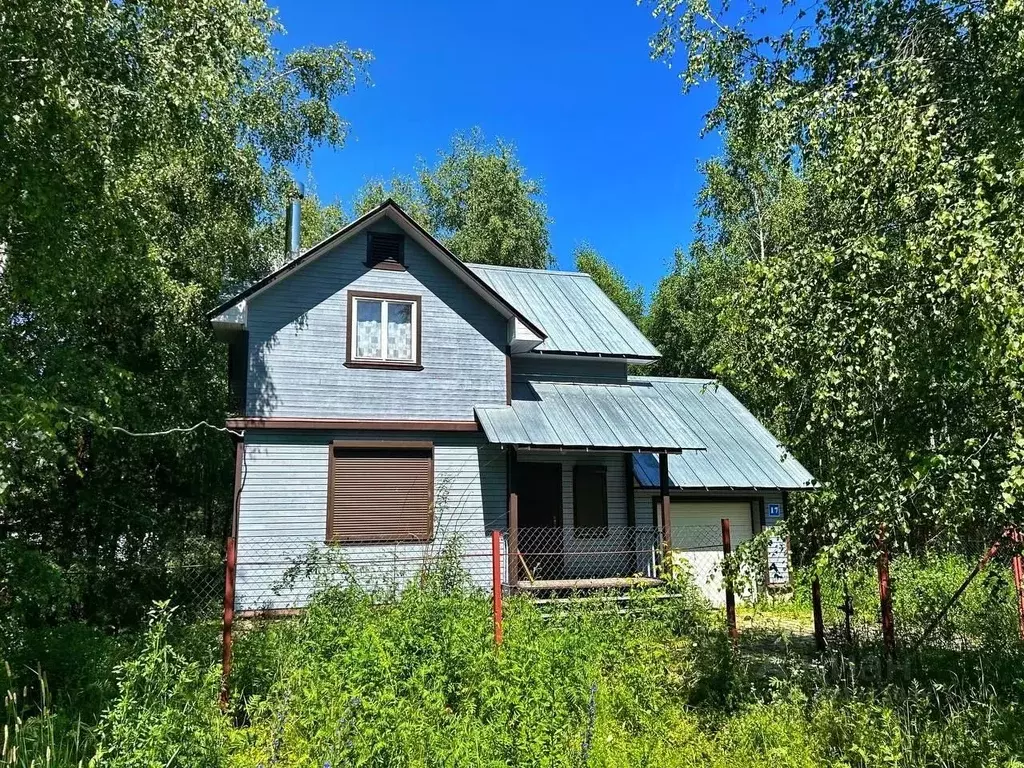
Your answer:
877,534 -> 896,661
491,529 -> 503,646
811,575 -> 826,651
220,535 -> 237,707
1012,528 -> 1024,642
722,518 -> 738,646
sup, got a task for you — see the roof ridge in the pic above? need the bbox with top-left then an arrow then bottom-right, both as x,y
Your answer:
465,262 -> 590,277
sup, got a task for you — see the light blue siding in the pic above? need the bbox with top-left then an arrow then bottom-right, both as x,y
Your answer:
235,429 -> 507,611
245,219 -> 508,420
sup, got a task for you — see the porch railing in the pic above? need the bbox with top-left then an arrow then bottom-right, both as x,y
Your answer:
510,526 -> 664,584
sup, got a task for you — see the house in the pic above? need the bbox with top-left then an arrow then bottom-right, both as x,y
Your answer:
209,198 -> 815,611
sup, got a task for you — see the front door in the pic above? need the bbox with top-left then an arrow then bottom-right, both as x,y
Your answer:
515,462 -> 563,580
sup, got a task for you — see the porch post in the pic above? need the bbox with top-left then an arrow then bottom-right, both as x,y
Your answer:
659,452 -> 672,549
624,453 -> 637,573
507,447 -> 519,587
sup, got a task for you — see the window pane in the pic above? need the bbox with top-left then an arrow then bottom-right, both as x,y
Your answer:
355,300 -> 382,359
386,302 -> 414,361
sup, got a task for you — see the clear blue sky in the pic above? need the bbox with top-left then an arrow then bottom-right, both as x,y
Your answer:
276,0 -> 720,297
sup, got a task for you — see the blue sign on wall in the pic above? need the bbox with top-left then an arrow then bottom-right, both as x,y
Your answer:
767,503 -> 782,519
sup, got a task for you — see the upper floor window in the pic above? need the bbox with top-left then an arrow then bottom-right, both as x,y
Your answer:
346,291 -> 421,369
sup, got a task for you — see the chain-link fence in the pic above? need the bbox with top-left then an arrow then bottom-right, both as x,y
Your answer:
165,521 -> 1024,670
217,522 -> 761,615
512,526 -> 662,583
131,558 -> 225,622
232,533 -> 500,615
808,531 -> 1024,654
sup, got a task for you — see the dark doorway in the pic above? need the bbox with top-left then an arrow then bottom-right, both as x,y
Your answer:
515,461 -> 563,580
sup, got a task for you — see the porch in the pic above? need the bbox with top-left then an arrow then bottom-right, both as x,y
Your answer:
502,447 -> 684,593
474,375 -> 809,596
474,377 -> 709,592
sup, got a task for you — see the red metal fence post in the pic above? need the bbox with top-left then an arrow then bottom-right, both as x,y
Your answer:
722,518 -> 738,646
877,536 -> 896,661
1012,528 -> 1024,642
811,575 -> 826,651
220,535 -> 237,707
491,529 -> 503,646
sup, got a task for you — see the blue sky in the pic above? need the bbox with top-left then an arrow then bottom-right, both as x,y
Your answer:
276,0 -> 721,297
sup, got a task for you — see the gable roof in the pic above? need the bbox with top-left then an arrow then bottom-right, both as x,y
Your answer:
629,377 -> 816,491
467,264 -> 661,360
206,199 -> 546,340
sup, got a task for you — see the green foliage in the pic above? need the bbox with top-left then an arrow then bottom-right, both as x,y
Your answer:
796,551 -> 1022,658
92,604 -> 229,768
648,0 -> 1024,564
353,174 -> 434,228
574,244 -> 644,327
646,248 -> 740,378
0,0 -> 369,627
297,191 -> 348,252
422,130 -> 552,268
232,576 -> 707,766
8,556 -> 1024,767
352,129 -> 552,268
3,665 -> 92,768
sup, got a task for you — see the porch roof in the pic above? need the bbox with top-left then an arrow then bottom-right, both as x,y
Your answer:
474,379 -> 707,453
629,377 -> 817,491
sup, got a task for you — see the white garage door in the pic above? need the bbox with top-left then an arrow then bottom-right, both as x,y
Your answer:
661,500 -> 755,605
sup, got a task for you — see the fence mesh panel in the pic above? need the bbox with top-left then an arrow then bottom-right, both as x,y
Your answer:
214,523 -> 755,613
160,523 -> 1023,657
811,533 -> 1024,652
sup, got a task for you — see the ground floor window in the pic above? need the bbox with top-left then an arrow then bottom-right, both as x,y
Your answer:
326,441 -> 433,543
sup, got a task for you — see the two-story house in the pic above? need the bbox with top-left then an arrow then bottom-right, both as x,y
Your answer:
209,199 -> 814,611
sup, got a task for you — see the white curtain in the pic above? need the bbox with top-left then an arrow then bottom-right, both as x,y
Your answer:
356,300 -> 382,358
387,302 -> 413,361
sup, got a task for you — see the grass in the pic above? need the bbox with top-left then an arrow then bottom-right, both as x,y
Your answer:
3,557 -> 1024,767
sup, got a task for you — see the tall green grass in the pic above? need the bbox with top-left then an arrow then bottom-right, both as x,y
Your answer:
5,558 -> 1024,767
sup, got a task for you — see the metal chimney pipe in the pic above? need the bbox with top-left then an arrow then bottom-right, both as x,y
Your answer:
284,181 -> 304,256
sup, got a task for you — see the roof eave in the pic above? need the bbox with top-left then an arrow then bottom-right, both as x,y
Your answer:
493,443 -> 694,455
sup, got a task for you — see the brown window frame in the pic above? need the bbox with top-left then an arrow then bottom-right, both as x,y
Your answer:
325,440 -> 435,545
573,464 -> 608,538
345,290 -> 423,370
365,231 -> 406,271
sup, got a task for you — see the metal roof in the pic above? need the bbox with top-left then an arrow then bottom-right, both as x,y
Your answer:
466,264 -> 661,360
629,377 -> 816,491
475,379 -> 706,453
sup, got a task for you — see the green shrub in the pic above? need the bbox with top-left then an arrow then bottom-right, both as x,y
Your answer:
91,603 -> 230,768
2,664 -> 93,768
6,555 -> 1024,767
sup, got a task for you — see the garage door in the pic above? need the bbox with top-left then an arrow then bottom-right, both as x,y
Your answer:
659,500 -> 755,605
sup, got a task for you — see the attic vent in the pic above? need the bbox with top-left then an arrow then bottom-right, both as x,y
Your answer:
366,232 -> 405,270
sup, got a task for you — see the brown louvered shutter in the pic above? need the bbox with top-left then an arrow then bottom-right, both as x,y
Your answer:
327,445 -> 433,542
